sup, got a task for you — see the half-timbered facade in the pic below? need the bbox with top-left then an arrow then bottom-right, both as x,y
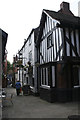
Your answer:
37,2 -> 80,102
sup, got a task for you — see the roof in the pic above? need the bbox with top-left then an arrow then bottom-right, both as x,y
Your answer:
43,9 -> 80,27
36,6 -> 80,46
18,27 -> 39,54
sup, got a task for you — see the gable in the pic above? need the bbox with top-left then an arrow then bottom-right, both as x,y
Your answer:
44,9 -> 80,28
38,10 -> 60,45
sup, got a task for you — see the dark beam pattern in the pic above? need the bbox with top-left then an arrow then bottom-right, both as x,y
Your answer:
65,36 -> 79,57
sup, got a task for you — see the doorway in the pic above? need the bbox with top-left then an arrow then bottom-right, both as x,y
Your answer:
73,65 -> 80,87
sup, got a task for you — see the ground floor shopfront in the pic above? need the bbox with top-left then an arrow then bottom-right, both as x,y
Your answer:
39,57 -> 80,102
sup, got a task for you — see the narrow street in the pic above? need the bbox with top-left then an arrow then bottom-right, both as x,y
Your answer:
2,87 -> 79,119
1,1 -> 80,120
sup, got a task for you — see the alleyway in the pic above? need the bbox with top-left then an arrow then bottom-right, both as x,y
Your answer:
2,87 -> 79,119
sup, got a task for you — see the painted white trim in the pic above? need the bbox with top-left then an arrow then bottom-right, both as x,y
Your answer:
74,86 -> 80,88
41,85 -> 50,89
52,66 -> 55,87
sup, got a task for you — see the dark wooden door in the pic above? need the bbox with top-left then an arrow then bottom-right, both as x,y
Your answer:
73,66 -> 80,87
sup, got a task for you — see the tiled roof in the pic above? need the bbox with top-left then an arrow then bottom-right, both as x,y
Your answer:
36,6 -> 80,46
43,9 -> 80,26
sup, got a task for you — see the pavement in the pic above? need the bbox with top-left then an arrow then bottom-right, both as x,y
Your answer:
1,87 -> 80,119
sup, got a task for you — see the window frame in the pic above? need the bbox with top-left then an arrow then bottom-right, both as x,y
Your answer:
29,51 -> 32,62
47,33 -> 53,49
73,65 -> 80,87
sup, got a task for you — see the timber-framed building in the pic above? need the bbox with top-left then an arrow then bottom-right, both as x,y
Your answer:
36,2 -> 80,102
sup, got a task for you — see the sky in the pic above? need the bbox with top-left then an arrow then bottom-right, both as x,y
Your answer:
0,0 -> 80,63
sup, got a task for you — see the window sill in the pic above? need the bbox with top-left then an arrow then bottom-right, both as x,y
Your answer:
40,85 -> 50,89
73,86 -> 80,88
30,86 -> 34,89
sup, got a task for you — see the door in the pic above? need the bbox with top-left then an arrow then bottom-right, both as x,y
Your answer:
73,65 -> 80,87
72,65 -> 80,101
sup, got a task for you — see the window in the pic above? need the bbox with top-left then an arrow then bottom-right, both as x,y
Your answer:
73,66 -> 80,87
26,77 -> 28,84
48,67 -> 51,86
47,33 -> 53,48
32,77 -> 34,87
41,66 -> 55,88
29,38 -> 32,45
41,68 -> 45,85
52,66 -> 55,87
41,67 -> 50,87
29,51 -> 32,62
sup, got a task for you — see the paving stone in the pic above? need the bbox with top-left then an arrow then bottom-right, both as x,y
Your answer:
2,87 -> 79,119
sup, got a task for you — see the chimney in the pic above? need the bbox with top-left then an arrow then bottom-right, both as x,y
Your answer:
58,2 -> 74,16
60,2 -> 70,10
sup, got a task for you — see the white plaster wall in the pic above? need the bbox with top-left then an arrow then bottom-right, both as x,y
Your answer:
20,69 -> 22,86
23,42 -> 29,65
22,31 -> 38,93
30,32 -> 38,92
17,70 -> 19,81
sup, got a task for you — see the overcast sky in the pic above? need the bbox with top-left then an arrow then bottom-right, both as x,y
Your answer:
0,0 -> 80,63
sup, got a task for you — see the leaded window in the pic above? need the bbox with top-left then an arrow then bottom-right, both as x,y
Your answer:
47,33 -> 53,48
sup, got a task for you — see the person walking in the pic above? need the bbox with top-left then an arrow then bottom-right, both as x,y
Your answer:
15,81 -> 21,96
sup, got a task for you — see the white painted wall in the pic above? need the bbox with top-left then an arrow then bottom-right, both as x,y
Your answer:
22,30 -> 38,93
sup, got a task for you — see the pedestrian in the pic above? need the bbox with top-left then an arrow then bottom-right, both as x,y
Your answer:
15,81 -> 21,96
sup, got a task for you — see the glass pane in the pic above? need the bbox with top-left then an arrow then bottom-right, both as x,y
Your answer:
52,66 -> 55,87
